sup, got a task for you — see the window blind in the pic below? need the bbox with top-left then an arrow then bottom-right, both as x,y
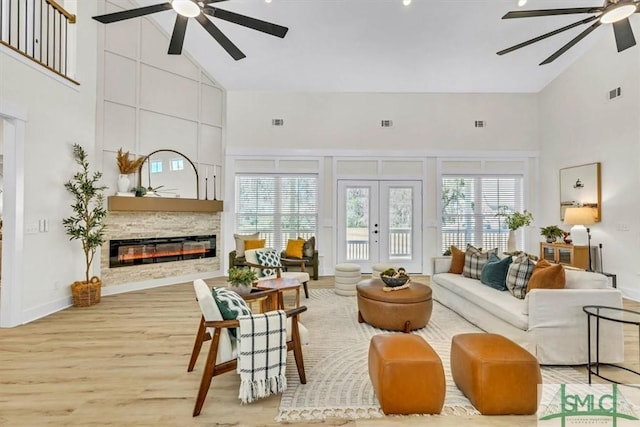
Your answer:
441,175 -> 524,254
235,174 -> 318,251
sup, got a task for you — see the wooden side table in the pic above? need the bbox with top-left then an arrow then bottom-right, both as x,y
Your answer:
256,277 -> 302,310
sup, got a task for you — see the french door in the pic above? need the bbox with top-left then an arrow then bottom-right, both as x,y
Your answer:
337,180 -> 422,273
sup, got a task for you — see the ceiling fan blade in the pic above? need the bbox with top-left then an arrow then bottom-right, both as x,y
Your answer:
613,18 -> 637,52
503,7 -> 602,19
92,3 -> 172,24
497,15 -> 599,56
195,14 -> 246,60
168,14 -> 189,55
203,6 -> 288,38
540,20 -> 601,65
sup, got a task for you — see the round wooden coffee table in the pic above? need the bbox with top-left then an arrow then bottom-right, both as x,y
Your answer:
356,279 -> 433,333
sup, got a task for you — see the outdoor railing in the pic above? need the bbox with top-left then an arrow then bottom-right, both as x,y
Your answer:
0,0 -> 77,83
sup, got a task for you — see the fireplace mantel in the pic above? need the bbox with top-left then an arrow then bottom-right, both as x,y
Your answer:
107,196 -> 223,213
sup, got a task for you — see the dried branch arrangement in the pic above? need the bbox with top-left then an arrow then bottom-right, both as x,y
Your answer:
116,148 -> 145,174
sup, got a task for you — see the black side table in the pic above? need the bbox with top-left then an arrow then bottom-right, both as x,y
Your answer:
583,305 -> 640,384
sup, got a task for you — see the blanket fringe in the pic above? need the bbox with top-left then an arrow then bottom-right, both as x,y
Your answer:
240,374 -> 287,404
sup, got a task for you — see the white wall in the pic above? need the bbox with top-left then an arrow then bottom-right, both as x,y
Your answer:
226,92 -> 540,275
538,33 -> 640,296
97,0 -> 225,201
0,1 -> 99,322
227,92 -> 539,151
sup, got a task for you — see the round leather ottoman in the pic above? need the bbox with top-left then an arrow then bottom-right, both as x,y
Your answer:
357,279 -> 433,333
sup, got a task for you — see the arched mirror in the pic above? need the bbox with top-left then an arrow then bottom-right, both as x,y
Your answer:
138,149 -> 199,199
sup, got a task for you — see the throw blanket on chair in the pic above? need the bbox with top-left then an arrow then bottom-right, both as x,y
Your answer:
237,310 -> 288,404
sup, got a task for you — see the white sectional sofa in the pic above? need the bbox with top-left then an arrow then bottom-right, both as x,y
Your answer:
431,256 -> 624,365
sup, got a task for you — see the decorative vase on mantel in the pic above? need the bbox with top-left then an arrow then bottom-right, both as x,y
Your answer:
117,174 -> 131,194
507,230 -> 517,252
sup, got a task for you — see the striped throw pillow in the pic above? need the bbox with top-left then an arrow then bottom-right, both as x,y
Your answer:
506,255 -> 536,299
462,245 -> 498,280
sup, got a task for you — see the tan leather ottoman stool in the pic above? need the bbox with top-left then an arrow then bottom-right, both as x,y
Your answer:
450,333 -> 542,415
368,334 -> 445,415
357,279 -> 432,332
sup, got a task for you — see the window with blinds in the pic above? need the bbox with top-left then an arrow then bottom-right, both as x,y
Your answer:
235,174 -> 318,251
441,175 -> 524,254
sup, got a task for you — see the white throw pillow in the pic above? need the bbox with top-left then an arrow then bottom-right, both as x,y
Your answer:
234,232 -> 260,257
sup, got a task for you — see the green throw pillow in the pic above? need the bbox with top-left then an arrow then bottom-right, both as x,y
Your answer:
212,288 -> 251,337
480,253 -> 512,291
255,249 -> 282,277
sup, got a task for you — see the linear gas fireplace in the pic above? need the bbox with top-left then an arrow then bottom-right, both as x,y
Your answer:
109,235 -> 216,268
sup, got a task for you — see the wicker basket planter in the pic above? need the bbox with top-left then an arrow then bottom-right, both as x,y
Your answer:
71,276 -> 102,307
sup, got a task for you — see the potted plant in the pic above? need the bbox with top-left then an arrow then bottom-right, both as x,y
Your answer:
497,208 -> 534,252
63,144 -> 108,307
540,225 -> 565,243
116,148 -> 145,194
228,266 -> 257,295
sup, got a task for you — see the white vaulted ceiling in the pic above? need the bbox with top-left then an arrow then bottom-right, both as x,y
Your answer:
124,0 -> 639,92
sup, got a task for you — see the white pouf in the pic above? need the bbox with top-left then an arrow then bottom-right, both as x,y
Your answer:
372,264 -> 395,279
335,263 -> 361,296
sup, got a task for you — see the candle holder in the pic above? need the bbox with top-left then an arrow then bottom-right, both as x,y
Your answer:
204,177 -> 209,200
213,175 -> 217,200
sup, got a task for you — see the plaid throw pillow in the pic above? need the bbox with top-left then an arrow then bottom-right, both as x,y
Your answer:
462,245 -> 497,280
506,255 -> 536,299
255,249 -> 282,277
212,288 -> 252,337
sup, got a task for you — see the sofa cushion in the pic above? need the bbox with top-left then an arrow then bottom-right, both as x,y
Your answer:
506,256 -> 536,299
234,232 -> 260,257
527,259 -> 565,293
463,245 -> 498,280
449,245 -> 465,274
285,238 -> 305,258
564,269 -> 608,289
480,253 -> 512,291
432,273 -> 528,331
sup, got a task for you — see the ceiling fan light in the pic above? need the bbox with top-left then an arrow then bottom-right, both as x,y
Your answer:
171,0 -> 200,18
600,4 -> 637,24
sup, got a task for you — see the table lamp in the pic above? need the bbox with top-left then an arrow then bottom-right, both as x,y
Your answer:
563,207 -> 596,246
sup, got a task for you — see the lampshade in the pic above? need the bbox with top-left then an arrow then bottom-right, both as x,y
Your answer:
564,207 -> 596,246
171,0 -> 200,18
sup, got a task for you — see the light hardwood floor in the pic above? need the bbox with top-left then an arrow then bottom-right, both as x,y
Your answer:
0,276 -> 638,426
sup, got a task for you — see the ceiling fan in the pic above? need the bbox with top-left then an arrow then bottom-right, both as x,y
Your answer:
497,0 -> 639,65
92,0 -> 288,59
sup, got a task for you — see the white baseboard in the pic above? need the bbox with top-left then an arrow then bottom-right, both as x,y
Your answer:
621,287 -> 640,302
17,271 -> 224,326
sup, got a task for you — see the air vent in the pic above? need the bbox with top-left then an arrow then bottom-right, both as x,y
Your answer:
474,120 -> 486,128
608,87 -> 622,100
272,119 -> 284,126
381,120 -> 393,128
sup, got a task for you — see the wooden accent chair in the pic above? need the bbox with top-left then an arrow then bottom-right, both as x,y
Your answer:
244,248 -> 311,298
188,279 -> 307,416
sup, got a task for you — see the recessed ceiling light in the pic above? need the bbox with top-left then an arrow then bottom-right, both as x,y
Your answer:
600,3 -> 637,24
265,0 -> 273,3
171,0 -> 200,18
403,0 -> 411,6
517,0 -> 527,7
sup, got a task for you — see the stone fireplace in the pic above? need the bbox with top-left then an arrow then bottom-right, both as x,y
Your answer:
101,200 -> 222,287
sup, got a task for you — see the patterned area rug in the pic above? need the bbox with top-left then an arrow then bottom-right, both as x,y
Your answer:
276,288 -> 587,422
